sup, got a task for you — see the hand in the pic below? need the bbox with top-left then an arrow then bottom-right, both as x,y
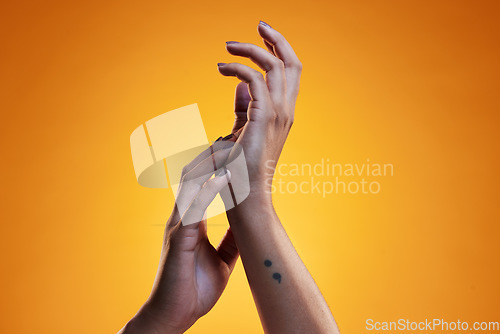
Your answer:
218,21 -> 302,200
121,143 -> 239,334
217,23 -> 339,334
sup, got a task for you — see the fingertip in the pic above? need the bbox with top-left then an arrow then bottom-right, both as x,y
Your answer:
217,62 -> 224,73
217,62 -> 232,76
258,21 -> 274,38
235,81 -> 250,99
259,20 -> 272,29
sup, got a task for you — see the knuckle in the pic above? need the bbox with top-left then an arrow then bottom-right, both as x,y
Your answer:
283,57 -> 300,69
288,60 -> 302,71
268,110 -> 279,122
272,57 -> 285,70
275,112 -> 287,126
282,111 -> 291,122
251,70 -> 265,82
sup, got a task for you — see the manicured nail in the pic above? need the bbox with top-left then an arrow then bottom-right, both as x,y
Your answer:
215,136 -> 223,142
259,20 -> 271,28
221,133 -> 233,141
217,62 -> 226,67
226,41 -> 239,45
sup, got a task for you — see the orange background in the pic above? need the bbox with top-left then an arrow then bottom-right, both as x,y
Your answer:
1,0 -> 499,333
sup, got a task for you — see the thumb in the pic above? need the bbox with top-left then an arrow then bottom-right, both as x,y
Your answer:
217,227 -> 239,271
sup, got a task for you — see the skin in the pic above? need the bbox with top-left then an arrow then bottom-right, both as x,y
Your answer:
119,21 -> 340,334
118,142 -> 238,334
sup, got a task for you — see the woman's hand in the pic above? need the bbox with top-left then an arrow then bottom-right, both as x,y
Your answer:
218,22 -> 339,333
217,20 -> 302,200
119,143 -> 239,334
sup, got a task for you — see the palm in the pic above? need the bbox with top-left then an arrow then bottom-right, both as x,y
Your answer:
191,223 -> 232,316
155,220 -> 237,332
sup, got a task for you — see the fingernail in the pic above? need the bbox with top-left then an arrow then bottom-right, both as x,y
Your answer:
215,136 -> 223,142
259,20 -> 271,28
226,41 -> 239,45
217,168 -> 228,177
217,62 -> 227,67
221,133 -> 233,141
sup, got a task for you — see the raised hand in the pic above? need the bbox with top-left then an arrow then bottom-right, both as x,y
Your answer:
119,142 -> 239,334
217,20 -> 302,199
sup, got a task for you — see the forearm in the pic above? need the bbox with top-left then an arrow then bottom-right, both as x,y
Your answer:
227,195 -> 339,334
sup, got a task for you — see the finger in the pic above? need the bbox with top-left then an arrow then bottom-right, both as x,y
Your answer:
225,42 -> 285,103
181,169 -> 231,226
198,214 -> 208,236
181,141 -> 232,178
168,215 -> 206,253
231,127 -> 244,142
216,227 -> 239,270
182,144 -> 232,182
232,82 -> 250,133
257,21 -> 302,101
257,21 -> 302,72
176,144 -> 233,216
217,62 -> 270,104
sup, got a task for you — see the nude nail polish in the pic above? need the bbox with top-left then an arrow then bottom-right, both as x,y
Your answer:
226,41 -> 239,45
217,62 -> 226,67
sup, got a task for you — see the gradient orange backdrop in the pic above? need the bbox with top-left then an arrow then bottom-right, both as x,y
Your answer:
1,0 -> 499,333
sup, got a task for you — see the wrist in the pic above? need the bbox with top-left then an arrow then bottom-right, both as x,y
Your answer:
245,178 -> 274,202
123,302 -> 185,334
240,189 -> 274,211
120,311 -> 162,334
227,189 -> 275,224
